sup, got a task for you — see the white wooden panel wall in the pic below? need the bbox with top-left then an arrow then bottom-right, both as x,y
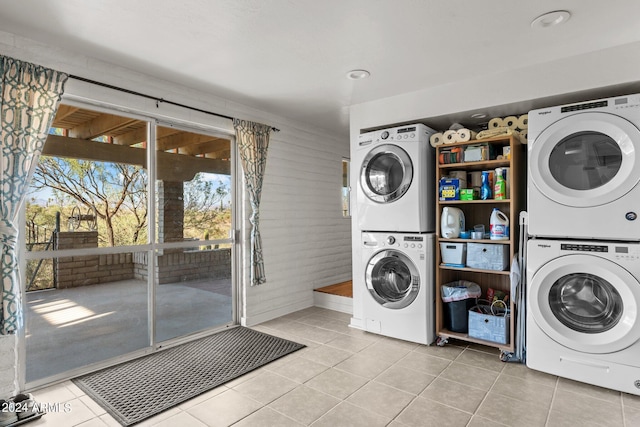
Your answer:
242,126 -> 351,326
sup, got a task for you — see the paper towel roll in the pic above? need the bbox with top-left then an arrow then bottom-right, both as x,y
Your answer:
449,170 -> 467,188
488,117 -> 504,129
443,130 -> 459,144
517,114 -> 528,129
469,171 -> 482,188
503,116 -> 519,129
456,129 -> 477,142
430,132 -> 444,148
516,130 -> 528,144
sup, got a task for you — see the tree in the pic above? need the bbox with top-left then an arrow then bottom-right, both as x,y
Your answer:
31,157 -> 147,246
183,173 -> 230,240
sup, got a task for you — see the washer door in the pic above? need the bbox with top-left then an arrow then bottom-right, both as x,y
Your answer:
529,112 -> 640,207
365,249 -> 420,309
529,254 -> 640,353
360,144 -> 413,203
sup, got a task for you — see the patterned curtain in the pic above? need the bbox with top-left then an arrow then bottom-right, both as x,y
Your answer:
233,119 -> 272,286
1,56 -> 68,334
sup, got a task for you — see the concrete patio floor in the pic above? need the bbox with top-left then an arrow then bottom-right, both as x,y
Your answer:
25,278 -> 232,383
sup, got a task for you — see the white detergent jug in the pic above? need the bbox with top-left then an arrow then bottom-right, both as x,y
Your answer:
441,207 -> 465,239
490,208 -> 509,240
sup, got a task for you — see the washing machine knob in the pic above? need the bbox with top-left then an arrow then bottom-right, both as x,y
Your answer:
386,236 -> 396,245
381,131 -> 390,140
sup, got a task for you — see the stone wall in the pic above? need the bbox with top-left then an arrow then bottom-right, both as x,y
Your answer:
133,248 -> 231,284
54,232 -> 134,289
54,232 -> 231,287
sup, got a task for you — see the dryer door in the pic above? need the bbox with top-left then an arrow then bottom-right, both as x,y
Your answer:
529,254 -> 640,353
365,249 -> 420,309
529,112 -> 640,207
360,144 -> 413,203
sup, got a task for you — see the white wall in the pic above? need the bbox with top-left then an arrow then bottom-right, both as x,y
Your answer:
0,31 -> 351,393
348,41 -> 640,329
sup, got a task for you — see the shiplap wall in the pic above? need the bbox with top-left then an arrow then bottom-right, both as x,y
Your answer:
243,127 -> 352,325
0,31 -> 351,393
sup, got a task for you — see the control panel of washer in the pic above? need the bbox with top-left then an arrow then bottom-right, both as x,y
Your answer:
560,243 -> 608,252
560,243 -> 640,261
613,245 -> 640,261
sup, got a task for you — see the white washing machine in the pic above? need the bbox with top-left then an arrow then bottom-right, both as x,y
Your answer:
527,238 -> 640,396
362,231 -> 435,344
356,123 -> 436,233
528,93 -> 640,241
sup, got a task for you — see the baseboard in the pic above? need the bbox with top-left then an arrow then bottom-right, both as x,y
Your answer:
349,316 -> 364,330
241,298 -> 313,327
313,291 -> 352,314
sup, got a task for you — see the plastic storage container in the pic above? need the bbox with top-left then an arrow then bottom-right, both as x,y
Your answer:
466,242 -> 509,271
440,242 -> 466,267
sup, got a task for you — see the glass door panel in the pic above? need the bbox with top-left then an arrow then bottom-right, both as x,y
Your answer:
24,104 -> 151,383
154,125 -> 234,342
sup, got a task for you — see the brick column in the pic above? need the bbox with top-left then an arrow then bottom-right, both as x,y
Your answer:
157,181 -> 184,244
54,231 -> 99,288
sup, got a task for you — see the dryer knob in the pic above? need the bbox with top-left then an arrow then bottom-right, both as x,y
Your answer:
386,236 -> 396,245
381,131 -> 390,140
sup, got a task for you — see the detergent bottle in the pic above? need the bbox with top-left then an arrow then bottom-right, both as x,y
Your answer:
494,168 -> 506,200
480,171 -> 492,200
490,208 -> 509,240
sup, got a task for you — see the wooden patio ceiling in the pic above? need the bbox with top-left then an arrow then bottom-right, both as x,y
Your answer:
43,104 -> 231,181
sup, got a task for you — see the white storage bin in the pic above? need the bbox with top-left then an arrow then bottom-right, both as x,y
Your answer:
440,242 -> 466,267
466,243 -> 509,271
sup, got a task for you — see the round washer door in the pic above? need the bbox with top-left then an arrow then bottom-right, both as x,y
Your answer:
360,144 -> 413,203
529,254 -> 640,353
365,249 -> 420,309
529,112 -> 640,207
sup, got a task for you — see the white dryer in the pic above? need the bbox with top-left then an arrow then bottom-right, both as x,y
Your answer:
527,238 -> 640,396
356,123 -> 436,233
528,93 -> 640,241
362,231 -> 435,344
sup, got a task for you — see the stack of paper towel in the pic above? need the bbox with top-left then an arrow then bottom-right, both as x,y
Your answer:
430,127 -> 478,148
486,114 -> 528,143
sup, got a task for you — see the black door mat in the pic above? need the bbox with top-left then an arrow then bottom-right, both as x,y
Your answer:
72,327 -> 304,426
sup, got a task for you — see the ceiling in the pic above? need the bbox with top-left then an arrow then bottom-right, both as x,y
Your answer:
2,1 -> 640,135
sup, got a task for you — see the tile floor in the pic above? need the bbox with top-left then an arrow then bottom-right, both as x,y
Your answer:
27,307 -> 640,426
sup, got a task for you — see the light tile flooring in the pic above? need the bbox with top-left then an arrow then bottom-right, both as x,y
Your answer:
27,307 -> 640,427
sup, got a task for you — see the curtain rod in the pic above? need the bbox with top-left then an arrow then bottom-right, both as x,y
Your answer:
69,74 -> 280,132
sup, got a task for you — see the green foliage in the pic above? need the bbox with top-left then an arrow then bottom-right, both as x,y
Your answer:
28,159 -> 231,247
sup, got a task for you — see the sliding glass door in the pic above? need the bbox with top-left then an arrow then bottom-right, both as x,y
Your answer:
23,102 -> 236,386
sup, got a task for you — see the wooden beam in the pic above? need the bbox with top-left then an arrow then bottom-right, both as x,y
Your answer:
156,132 -> 216,151
68,113 -> 140,140
43,135 -> 230,181
179,138 -> 229,156
113,126 -> 147,146
52,105 -> 80,124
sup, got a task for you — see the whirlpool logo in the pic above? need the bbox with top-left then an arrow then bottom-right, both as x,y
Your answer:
536,244 -> 552,248
537,110 -> 552,115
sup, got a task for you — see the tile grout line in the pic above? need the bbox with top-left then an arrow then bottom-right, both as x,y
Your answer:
544,376 -> 560,427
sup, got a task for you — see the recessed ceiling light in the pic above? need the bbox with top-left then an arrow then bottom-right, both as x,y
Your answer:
346,69 -> 370,80
471,113 -> 487,119
531,10 -> 571,29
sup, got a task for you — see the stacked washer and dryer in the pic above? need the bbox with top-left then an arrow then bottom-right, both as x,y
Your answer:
355,123 -> 437,345
527,94 -> 640,396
